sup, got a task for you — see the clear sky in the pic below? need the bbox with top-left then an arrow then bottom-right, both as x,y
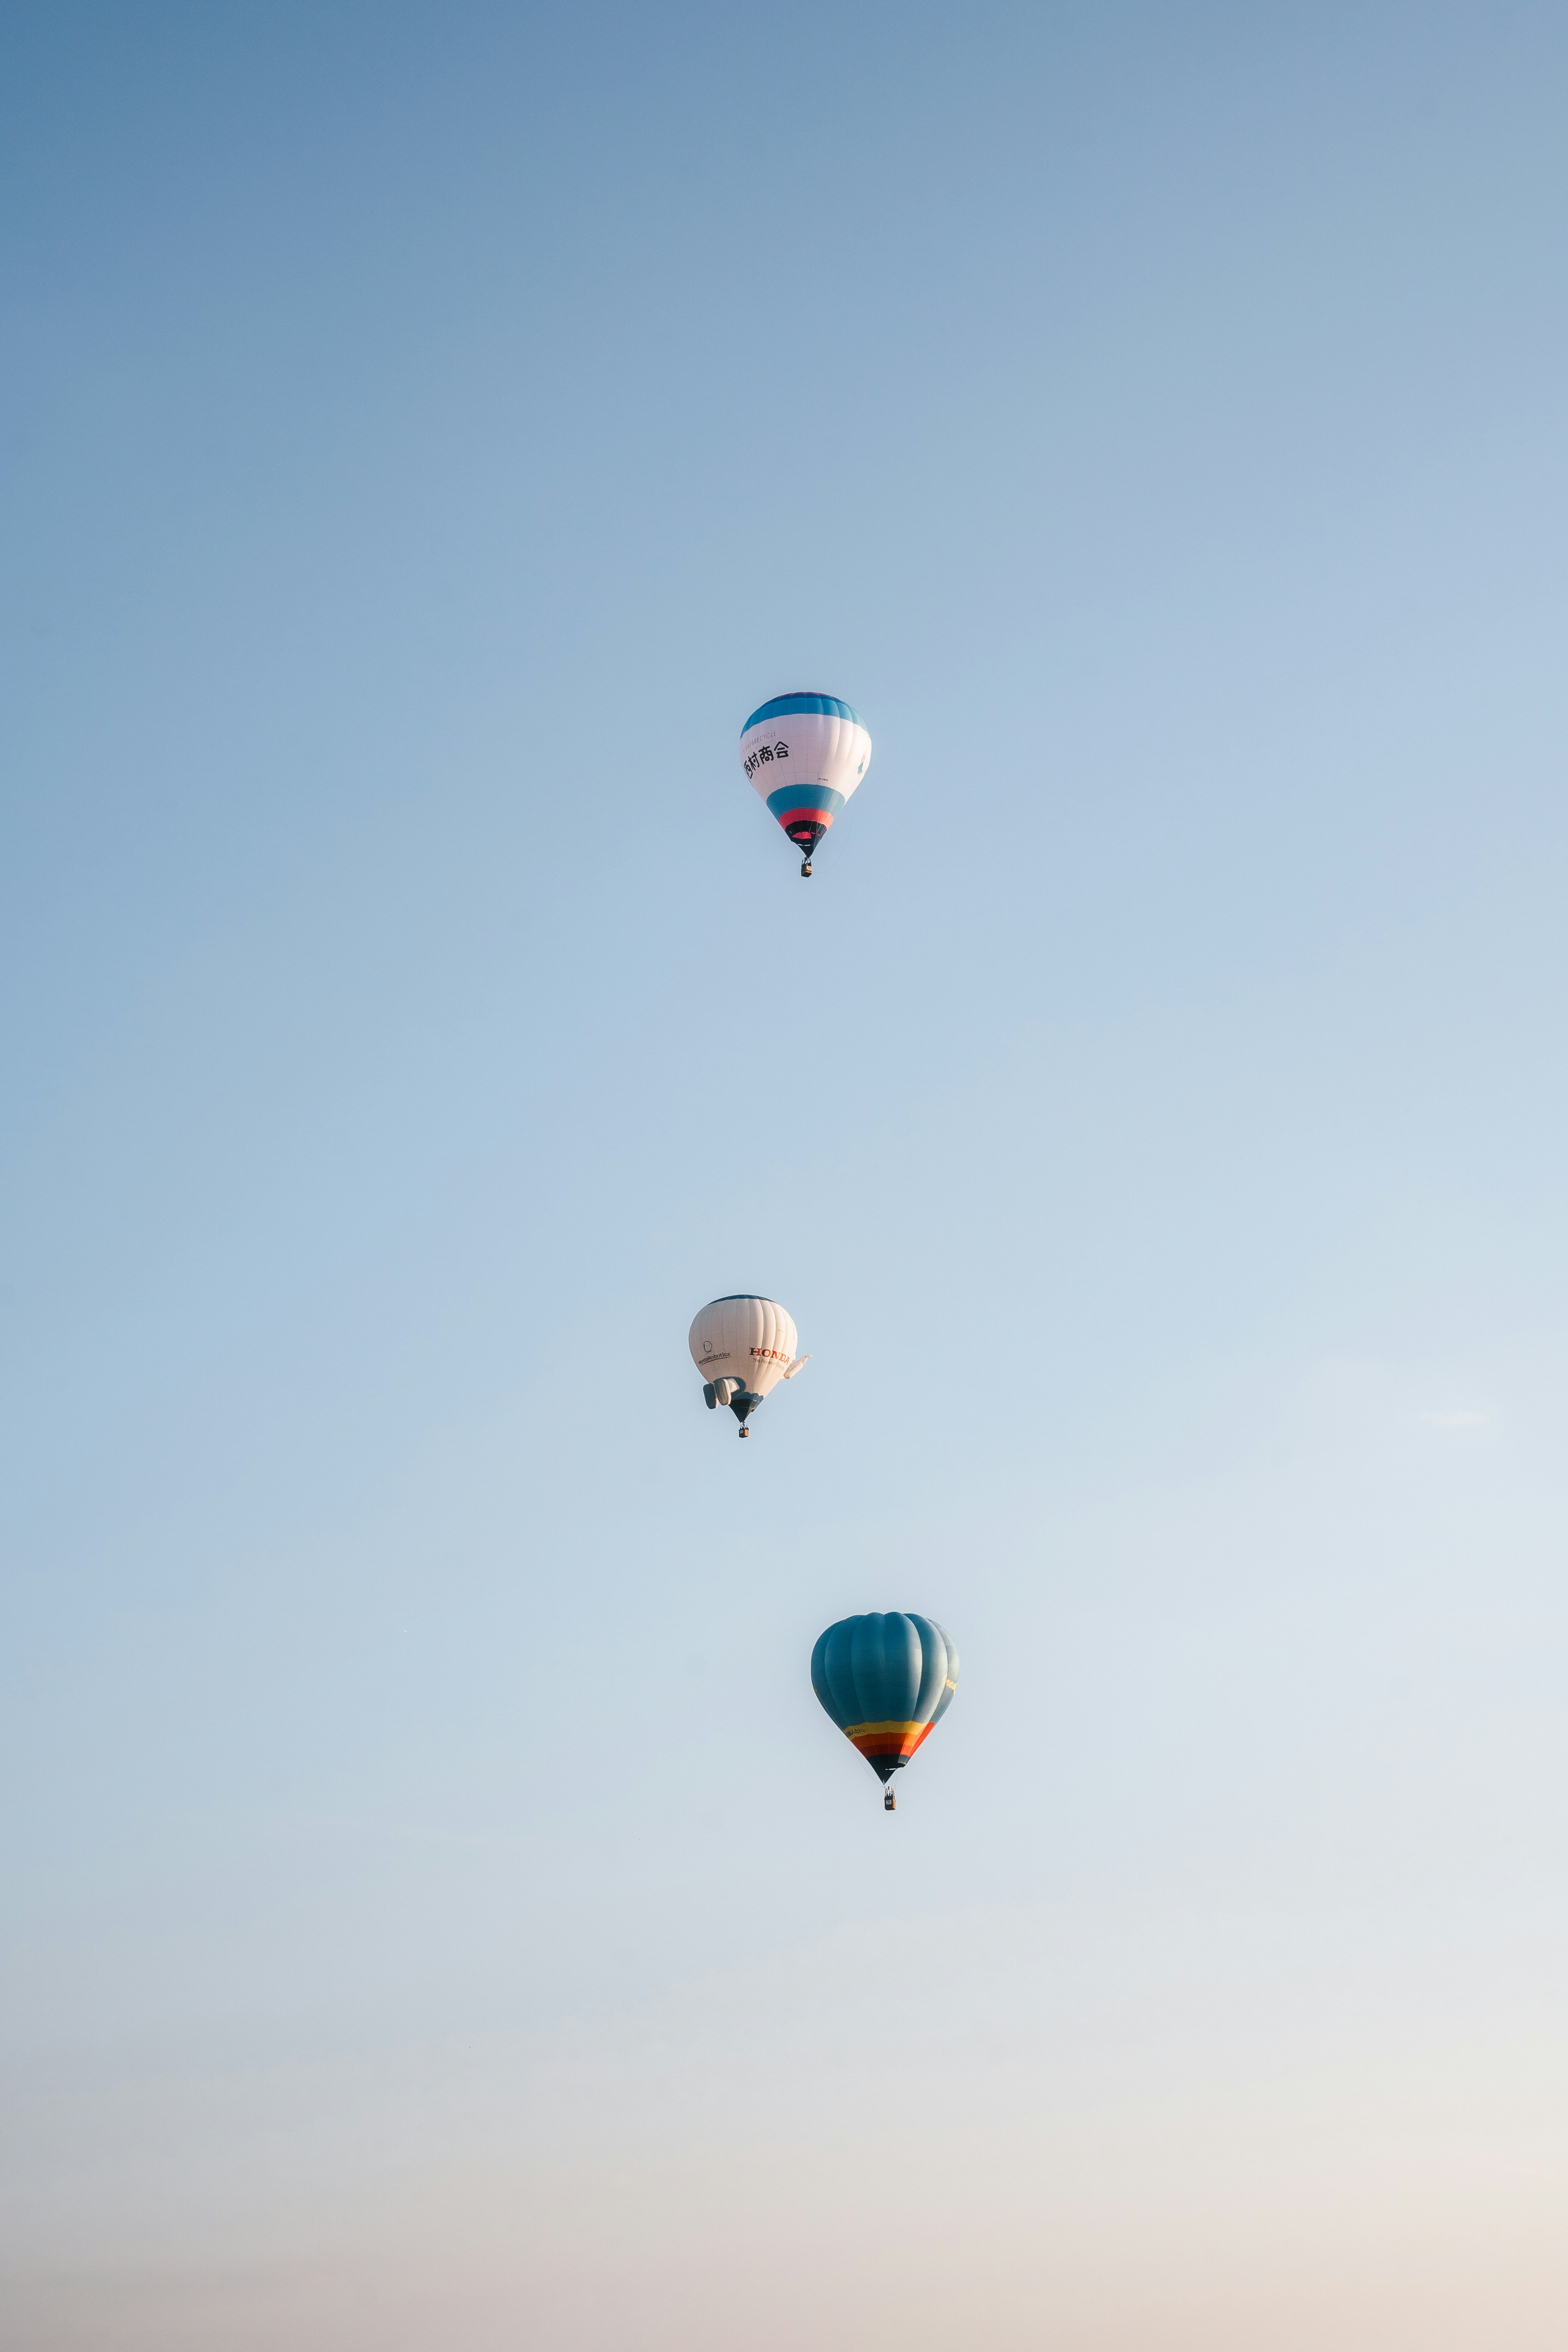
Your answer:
3,4 -> 1568,2345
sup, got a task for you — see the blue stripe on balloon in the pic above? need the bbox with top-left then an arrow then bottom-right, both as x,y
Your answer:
764,783 -> 845,819
742,692 -> 861,733
906,1615 -> 949,1719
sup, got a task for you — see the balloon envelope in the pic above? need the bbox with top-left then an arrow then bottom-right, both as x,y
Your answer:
739,692 -> 872,863
811,1612 -> 958,1784
688,1295 -> 800,1399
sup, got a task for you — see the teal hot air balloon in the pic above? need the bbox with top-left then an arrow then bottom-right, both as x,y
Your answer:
811,1613 -> 958,1811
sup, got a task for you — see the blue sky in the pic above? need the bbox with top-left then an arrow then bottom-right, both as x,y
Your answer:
4,5 -> 1568,2345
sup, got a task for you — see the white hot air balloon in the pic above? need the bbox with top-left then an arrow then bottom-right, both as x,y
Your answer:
688,1295 -> 810,1437
739,692 -> 872,877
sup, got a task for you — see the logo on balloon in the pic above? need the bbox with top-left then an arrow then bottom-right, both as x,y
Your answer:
743,742 -> 791,779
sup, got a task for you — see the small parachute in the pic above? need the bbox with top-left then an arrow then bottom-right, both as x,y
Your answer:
740,692 -> 871,876
811,1613 -> 958,1807
688,1295 -> 808,1437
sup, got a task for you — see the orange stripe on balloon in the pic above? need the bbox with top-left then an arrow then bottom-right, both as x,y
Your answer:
846,1720 -> 936,1760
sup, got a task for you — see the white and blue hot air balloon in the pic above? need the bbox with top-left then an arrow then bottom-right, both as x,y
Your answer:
739,692 -> 872,877
688,1295 -> 809,1437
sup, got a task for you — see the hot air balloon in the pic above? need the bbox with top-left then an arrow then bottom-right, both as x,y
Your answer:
688,1295 -> 809,1437
811,1612 -> 958,1810
740,692 -> 872,876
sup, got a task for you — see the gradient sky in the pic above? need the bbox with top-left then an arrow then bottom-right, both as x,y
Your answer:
4,5 -> 1568,2346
